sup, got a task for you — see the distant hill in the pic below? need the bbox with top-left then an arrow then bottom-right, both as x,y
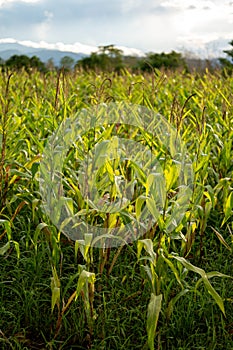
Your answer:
0,40 -> 144,66
0,42 -> 87,66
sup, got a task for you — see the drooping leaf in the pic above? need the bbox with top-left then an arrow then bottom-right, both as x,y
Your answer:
171,255 -> 228,315
0,241 -> 10,256
211,226 -> 231,251
147,293 -> 162,350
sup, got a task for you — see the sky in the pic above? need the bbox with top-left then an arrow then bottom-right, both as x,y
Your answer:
0,0 -> 233,57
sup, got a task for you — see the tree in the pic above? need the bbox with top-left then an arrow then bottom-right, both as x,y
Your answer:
5,55 -> 46,72
60,56 -> 75,71
223,40 -> 233,62
6,55 -> 30,71
138,51 -> 186,72
75,53 -> 101,71
46,58 -> 56,71
76,45 -> 124,72
29,56 -> 46,72
0,57 -> 5,73
219,40 -> 233,74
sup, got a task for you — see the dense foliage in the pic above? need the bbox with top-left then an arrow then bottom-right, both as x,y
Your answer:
0,67 -> 233,349
3,54 -> 47,73
137,51 -> 186,72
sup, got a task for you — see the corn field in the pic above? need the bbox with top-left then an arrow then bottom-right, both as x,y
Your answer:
0,68 -> 233,349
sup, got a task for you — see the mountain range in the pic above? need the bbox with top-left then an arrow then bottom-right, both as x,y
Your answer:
0,42 -> 86,65
0,39 -> 145,66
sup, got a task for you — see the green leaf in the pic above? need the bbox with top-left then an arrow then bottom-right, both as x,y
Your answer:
76,268 -> 95,301
13,241 -> 20,259
135,195 -> 146,219
159,250 -> 183,288
137,239 -> 157,262
0,241 -> 10,256
33,223 -> 48,249
211,226 -> 231,251
31,162 -> 40,178
146,197 -> 160,221
171,255 -> 226,315
147,293 -> 162,350
206,271 -> 233,279
222,191 -> 233,226
166,289 -> 189,321
51,265 -> 60,313
0,219 -> 11,240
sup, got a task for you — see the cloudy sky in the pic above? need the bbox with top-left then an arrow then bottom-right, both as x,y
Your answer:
0,0 -> 233,57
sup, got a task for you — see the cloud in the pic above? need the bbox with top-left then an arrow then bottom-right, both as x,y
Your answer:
0,0 -> 40,7
35,10 -> 54,40
0,0 -> 232,56
47,0 -> 122,22
177,33 -> 233,57
188,5 -> 196,9
0,37 -> 145,56
0,1 -> 45,40
160,0 -> 231,12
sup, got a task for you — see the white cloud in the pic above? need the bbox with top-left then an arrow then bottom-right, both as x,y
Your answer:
163,0 -> 233,40
0,37 -> 97,54
0,38 -> 17,43
44,10 -> 53,20
35,10 -> 54,41
161,0 -> 232,13
115,45 -> 145,56
161,0 -> 213,9
177,33 -> 233,57
36,41 -> 99,55
0,38 -> 145,56
0,0 -> 232,57
0,0 -> 40,6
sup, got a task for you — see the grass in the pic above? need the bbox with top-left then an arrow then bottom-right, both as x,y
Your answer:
0,67 -> 233,349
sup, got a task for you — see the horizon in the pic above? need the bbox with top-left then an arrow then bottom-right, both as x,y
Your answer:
0,37 -> 231,60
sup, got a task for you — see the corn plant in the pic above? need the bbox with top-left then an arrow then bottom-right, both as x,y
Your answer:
137,237 -> 232,350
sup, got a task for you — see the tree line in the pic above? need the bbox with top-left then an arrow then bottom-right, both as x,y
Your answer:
0,41 -> 232,74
